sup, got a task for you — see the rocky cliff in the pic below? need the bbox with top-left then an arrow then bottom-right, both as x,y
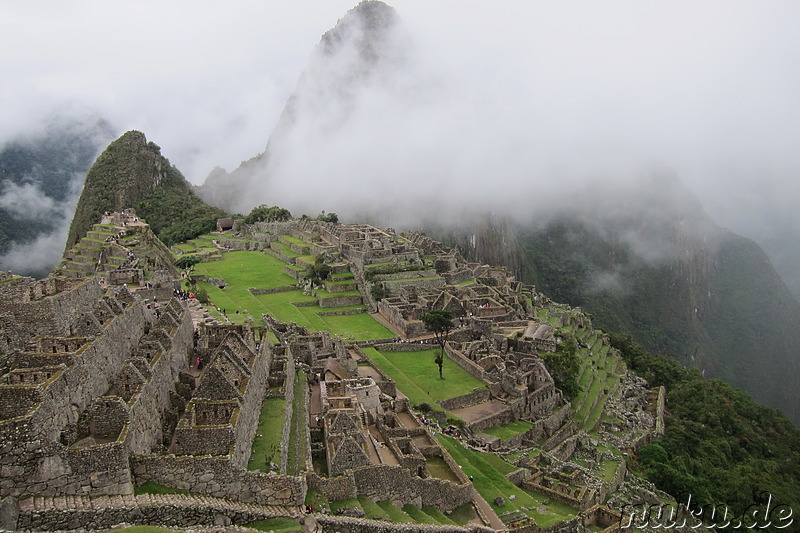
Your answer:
432,177 -> 800,424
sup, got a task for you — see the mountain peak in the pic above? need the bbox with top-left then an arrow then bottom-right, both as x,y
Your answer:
65,130 -> 225,253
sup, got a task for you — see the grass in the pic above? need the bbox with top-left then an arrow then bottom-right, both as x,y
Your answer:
286,370 -> 308,475
190,250 -> 392,340
598,460 -> 620,483
377,500 -> 416,523
483,419 -> 534,442
362,347 -> 486,407
421,506 -> 457,525
448,502 -> 478,525
248,397 -> 286,472
99,526 -> 177,533
280,234 -> 309,245
329,497 -> 362,514
403,504 -> 441,525
437,435 -> 578,529
304,488 -> 331,512
426,455 -> 461,482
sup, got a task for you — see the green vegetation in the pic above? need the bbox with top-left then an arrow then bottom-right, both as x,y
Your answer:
437,435 -> 577,528
286,370 -> 308,475
174,254 -> 201,270
243,204 -> 291,225
483,419 -> 534,442
362,347 -> 485,408
248,397 -> 286,472
611,333 -> 800,517
67,130 -> 226,249
517,216 -> 800,427
538,332 -> 579,399
420,309 -> 454,379
99,526 -> 177,533
316,210 -> 339,223
192,250 -> 391,340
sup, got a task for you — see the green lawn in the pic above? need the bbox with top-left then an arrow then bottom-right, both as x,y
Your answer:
191,250 -> 392,340
403,504 -> 441,525
287,371 -> 308,475
248,397 -> 286,472
362,347 -> 486,406
483,419 -> 534,442
437,435 -> 578,529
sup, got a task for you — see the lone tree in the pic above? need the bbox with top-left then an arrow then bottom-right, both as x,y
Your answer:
175,254 -> 201,270
421,309 -> 454,379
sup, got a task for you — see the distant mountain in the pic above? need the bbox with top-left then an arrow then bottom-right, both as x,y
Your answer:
436,175 -> 800,424
66,130 -> 226,250
0,113 -> 115,277
194,0 -> 800,424
195,0 -> 400,214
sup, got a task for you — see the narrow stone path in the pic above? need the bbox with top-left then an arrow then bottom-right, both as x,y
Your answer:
471,492 -> 506,530
18,492 -> 303,518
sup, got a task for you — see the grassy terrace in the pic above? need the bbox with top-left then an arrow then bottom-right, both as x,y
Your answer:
279,234 -> 308,245
571,330 -> 626,431
191,250 -> 392,340
248,397 -> 286,472
437,435 -> 578,528
482,419 -> 534,442
287,370 -> 308,475
271,241 -> 301,257
361,347 -> 486,410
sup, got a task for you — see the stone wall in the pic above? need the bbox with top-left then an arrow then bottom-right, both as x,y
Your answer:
16,493 -> 300,531
131,454 -> 305,506
465,406 -> 515,433
383,277 -> 445,292
318,295 -> 363,308
325,281 -> 359,293
374,343 -> 431,352
444,344 -> 490,383
3,277 -> 101,337
233,340 -> 272,468
371,269 -> 438,282
249,286 -> 296,295
437,389 -> 491,411
125,305 -> 194,455
315,515 -> 493,533
314,464 -> 472,512
280,351 -> 297,474
306,472 -> 357,501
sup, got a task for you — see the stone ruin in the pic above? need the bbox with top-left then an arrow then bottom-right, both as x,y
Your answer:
0,214 -> 670,532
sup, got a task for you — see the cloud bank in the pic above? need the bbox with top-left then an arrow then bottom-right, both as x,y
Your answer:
2,1 -> 800,281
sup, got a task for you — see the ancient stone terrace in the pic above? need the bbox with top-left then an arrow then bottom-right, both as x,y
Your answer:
304,220 -> 420,269
0,278 -> 194,498
178,327 -> 270,467
376,279 -> 525,339
307,348 -> 475,514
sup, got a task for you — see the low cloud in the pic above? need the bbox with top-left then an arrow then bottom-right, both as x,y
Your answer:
0,181 -> 58,220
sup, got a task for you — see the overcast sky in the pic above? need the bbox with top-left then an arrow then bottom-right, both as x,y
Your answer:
2,1 -> 800,242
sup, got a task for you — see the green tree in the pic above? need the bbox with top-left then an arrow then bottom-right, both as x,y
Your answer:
175,254 -> 201,270
305,255 -> 331,287
316,210 -> 339,223
243,205 -> 291,225
421,309 -> 454,379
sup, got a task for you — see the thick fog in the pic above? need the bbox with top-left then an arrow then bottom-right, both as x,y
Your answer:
2,1 -> 800,282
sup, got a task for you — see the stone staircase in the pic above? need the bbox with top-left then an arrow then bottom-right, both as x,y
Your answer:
16,493 -> 302,530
